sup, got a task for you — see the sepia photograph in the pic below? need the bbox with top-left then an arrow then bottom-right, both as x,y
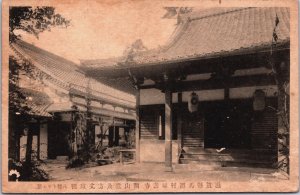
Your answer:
2,0 -> 299,193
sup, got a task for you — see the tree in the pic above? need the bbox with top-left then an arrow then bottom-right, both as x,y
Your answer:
268,15 -> 290,175
9,6 -> 69,180
9,6 -> 70,118
9,6 -> 70,42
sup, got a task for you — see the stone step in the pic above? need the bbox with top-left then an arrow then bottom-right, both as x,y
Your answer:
181,147 -> 276,155
174,163 -> 221,171
179,156 -> 274,168
181,152 -> 275,160
179,158 -> 223,166
56,156 -> 69,161
183,145 -> 204,147
182,154 -> 227,161
223,160 -> 274,168
179,147 -> 276,168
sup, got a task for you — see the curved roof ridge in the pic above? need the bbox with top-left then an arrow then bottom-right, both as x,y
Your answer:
189,7 -> 253,21
15,39 -> 83,72
160,20 -> 191,53
10,40 -> 136,107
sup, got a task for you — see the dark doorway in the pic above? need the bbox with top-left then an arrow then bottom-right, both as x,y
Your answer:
108,126 -> 120,147
48,121 -> 70,159
204,100 -> 252,149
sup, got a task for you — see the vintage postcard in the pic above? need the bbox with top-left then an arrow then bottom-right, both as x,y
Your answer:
2,0 -> 299,193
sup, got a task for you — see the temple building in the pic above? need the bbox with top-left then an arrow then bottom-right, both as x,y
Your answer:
9,40 -> 136,161
80,7 -> 290,171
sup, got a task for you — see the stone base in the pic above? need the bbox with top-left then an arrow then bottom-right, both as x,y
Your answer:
56,156 -> 68,161
164,166 -> 173,172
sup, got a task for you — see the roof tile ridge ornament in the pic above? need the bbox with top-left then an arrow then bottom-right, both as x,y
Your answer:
157,8 -> 193,54
120,9 -> 193,64
117,39 -> 149,67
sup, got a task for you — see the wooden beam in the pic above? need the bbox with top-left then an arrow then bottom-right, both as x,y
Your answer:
165,88 -> 173,171
139,74 -> 276,92
69,89 -> 135,110
83,47 -> 289,79
224,78 -> 230,100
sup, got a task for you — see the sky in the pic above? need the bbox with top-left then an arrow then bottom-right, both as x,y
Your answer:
18,1 -> 177,64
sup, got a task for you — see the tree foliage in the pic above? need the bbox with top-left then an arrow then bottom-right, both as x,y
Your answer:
8,7 -> 70,169
9,6 -> 70,114
9,6 -> 70,42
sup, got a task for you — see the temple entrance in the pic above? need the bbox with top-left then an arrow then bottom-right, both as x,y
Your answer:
204,100 -> 252,149
180,100 -> 253,149
48,122 -> 70,159
179,100 -> 253,165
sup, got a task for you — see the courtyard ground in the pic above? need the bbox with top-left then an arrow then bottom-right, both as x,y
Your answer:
42,160 -> 289,182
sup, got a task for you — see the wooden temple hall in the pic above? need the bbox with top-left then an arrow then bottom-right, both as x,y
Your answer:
80,8 -> 290,170
10,40 -> 136,160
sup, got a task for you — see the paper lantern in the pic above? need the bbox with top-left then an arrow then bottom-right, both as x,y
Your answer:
188,92 -> 199,113
253,90 -> 266,111
23,127 -> 29,136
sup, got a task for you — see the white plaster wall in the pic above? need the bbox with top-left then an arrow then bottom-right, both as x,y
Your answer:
230,85 -> 278,99
140,89 -> 165,105
140,139 -> 178,163
40,123 -> 48,160
140,88 -> 225,105
181,89 -> 225,102
20,136 -> 27,161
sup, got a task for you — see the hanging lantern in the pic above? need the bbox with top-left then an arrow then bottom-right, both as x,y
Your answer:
188,92 -> 199,113
253,90 -> 266,111
23,127 -> 29,136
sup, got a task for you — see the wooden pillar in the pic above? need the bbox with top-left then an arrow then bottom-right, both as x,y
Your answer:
114,127 -> 119,146
224,87 -> 229,100
177,92 -> 183,163
165,88 -> 173,171
37,121 -> 41,160
135,90 -> 140,163
16,126 -> 20,161
108,126 -> 114,147
25,126 -> 33,164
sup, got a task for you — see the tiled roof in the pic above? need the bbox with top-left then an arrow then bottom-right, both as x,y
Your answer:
80,7 -> 290,70
11,40 -> 136,108
27,103 -> 52,117
136,7 -> 290,64
19,88 -> 52,117
46,102 -> 74,112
